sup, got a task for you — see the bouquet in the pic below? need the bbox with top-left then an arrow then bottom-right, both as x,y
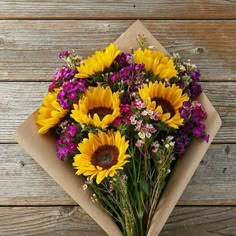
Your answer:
35,34 -> 209,236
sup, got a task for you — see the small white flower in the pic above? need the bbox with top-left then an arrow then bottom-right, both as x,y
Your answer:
138,132 -> 146,139
180,65 -> 186,71
165,144 -> 170,149
148,45 -> 155,49
83,184 -> 88,190
147,110 -> 154,116
167,136 -> 174,141
146,132 -> 151,138
170,141 -> 175,147
141,110 -> 148,116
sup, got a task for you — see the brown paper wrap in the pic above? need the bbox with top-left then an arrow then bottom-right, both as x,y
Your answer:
14,20 -> 222,236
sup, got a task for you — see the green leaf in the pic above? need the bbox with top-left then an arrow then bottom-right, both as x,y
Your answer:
139,180 -> 150,196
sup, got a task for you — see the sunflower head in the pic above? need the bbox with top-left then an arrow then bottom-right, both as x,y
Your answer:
75,43 -> 120,79
36,90 -> 67,134
71,85 -> 120,129
134,48 -> 177,79
139,82 -> 189,129
73,130 -> 130,184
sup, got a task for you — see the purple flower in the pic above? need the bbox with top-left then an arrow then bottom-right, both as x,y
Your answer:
204,134 -> 210,143
54,66 -> 75,82
57,147 -> 69,160
56,124 -> 78,160
115,52 -> 132,66
189,70 -> 201,82
66,125 -> 77,137
57,79 -> 87,109
193,127 -> 204,138
59,50 -> 70,59
119,64 -> 144,85
175,99 -> 209,156
48,66 -> 75,92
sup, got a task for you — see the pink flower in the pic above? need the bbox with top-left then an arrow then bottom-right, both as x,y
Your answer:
120,104 -> 131,113
131,99 -> 145,109
109,72 -> 118,83
135,140 -> 144,147
113,117 -> 122,127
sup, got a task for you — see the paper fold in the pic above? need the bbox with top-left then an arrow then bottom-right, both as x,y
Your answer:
14,20 -> 222,236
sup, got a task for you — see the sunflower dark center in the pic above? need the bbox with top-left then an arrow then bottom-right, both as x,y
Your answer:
88,107 -> 113,120
152,97 -> 175,117
91,145 -> 119,169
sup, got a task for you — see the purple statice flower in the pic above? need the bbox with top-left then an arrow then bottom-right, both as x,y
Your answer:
174,100 -> 209,156
115,52 -> 132,66
119,64 -> 145,85
56,124 -> 78,160
59,50 -> 70,59
57,79 -> 87,109
174,130 -> 191,156
189,70 -> 201,82
66,125 -> 77,137
48,66 -> 75,92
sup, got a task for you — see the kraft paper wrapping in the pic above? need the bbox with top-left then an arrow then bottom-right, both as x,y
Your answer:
14,20 -> 222,236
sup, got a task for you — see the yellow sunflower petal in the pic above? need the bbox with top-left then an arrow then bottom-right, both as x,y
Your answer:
134,48 -> 177,79
75,43 -> 120,79
36,90 -> 67,134
73,130 -> 130,184
71,85 -> 120,129
139,81 -> 189,129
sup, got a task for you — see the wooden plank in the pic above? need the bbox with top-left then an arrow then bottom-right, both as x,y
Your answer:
0,206 -> 106,236
0,1 -> 235,19
0,143 -> 235,205
161,206 -> 236,235
0,82 -> 235,143
0,206 -> 235,235
0,20 -> 235,82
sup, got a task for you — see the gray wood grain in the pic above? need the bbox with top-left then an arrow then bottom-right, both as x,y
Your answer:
0,82 -> 234,143
0,206 -> 235,236
1,143 -> 235,205
0,1 -> 235,19
0,206 -> 106,236
161,206 -> 236,236
0,21 -> 235,81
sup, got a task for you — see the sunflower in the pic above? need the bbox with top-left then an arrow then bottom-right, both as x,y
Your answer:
75,43 -> 120,79
71,85 -> 120,129
36,90 -> 67,134
139,82 -> 189,129
134,48 -> 177,79
73,130 -> 130,184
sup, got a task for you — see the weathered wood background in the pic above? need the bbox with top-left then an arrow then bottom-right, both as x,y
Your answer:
0,1 -> 236,235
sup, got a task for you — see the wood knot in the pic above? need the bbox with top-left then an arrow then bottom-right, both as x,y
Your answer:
18,160 -> 25,167
222,168 -> 227,174
196,47 -> 204,54
225,145 -> 231,155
